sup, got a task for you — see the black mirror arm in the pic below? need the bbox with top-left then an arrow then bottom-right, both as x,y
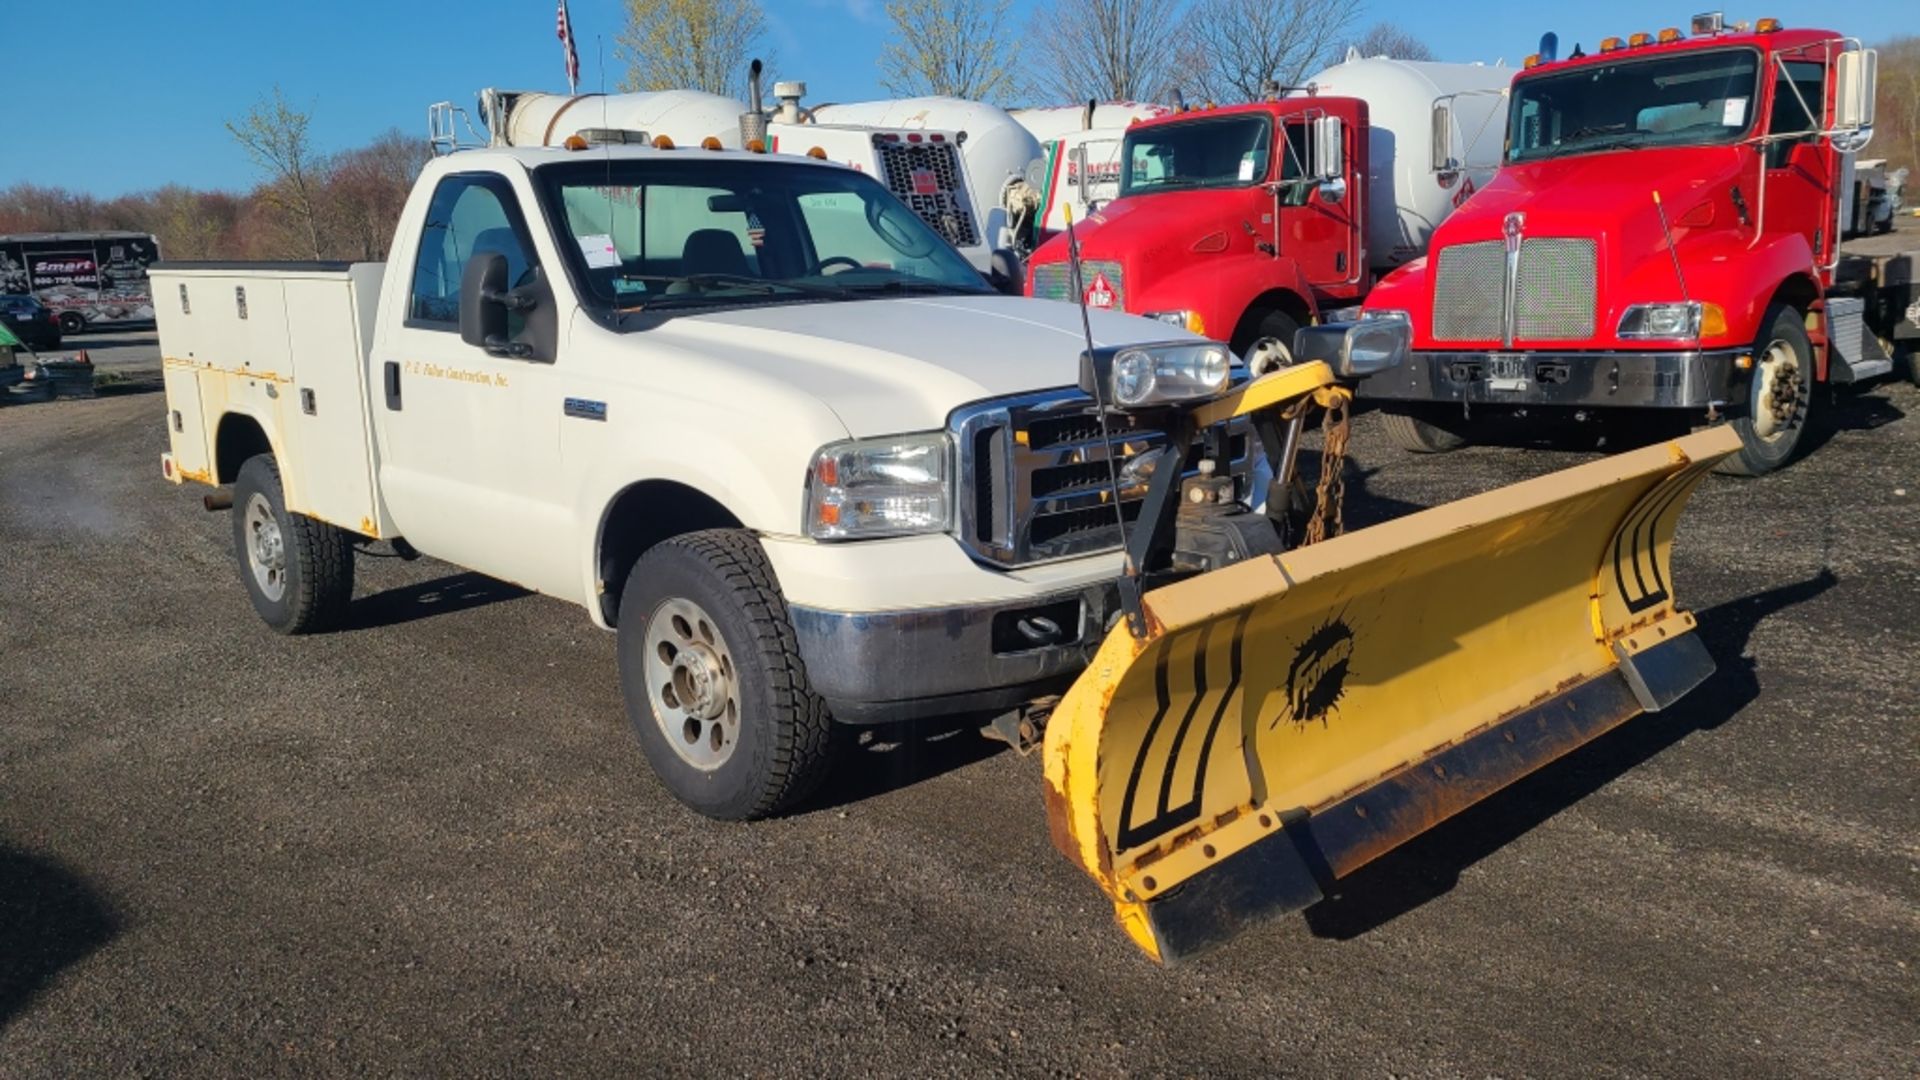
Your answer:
482,286 -> 537,312
482,335 -> 533,359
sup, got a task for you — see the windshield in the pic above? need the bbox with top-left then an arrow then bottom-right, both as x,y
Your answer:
1121,115 -> 1272,196
1508,49 -> 1760,162
535,158 -> 988,315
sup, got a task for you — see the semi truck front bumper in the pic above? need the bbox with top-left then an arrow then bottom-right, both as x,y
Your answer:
789,582 -> 1122,725
1358,349 -> 1742,410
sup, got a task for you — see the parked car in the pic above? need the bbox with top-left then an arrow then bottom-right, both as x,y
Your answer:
0,294 -> 61,350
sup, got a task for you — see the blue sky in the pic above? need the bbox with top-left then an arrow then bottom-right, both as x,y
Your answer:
8,0 -> 1915,195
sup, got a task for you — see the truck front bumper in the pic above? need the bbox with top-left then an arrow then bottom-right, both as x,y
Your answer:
1358,349 -> 1742,410
789,582 -> 1122,724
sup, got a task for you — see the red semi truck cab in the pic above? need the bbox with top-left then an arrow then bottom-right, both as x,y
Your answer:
1023,99 -> 1369,366
1360,17 -> 1884,474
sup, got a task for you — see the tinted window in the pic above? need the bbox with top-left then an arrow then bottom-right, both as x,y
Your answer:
409,175 -> 538,327
1765,59 -> 1825,168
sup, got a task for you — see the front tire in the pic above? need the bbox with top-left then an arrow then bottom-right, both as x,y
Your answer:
230,454 -> 354,633
616,530 -> 836,821
1717,304 -> 1814,476
1236,309 -> 1300,375
1379,405 -> 1470,453
57,311 -> 84,335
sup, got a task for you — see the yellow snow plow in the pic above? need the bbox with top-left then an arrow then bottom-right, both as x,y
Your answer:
1040,325 -> 1739,963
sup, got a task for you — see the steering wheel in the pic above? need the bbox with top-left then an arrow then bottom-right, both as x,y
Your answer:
816,255 -> 864,275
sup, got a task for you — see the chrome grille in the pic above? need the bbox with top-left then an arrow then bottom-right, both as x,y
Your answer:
1431,237 -> 1596,342
875,142 -> 980,248
952,390 -> 1252,567
1514,238 -> 1596,339
1431,242 -> 1504,340
1028,260 -> 1125,310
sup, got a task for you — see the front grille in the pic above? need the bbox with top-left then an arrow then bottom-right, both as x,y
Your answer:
1431,242 -> 1504,340
875,142 -> 980,249
1432,238 -> 1596,342
952,390 -> 1253,567
1028,260 -> 1125,310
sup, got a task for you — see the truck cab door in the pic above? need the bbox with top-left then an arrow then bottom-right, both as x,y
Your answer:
1760,50 -> 1835,266
370,171 -> 574,597
1272,116 -> 1361,291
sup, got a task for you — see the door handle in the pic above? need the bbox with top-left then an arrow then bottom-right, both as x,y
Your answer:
384,361 -> 402,411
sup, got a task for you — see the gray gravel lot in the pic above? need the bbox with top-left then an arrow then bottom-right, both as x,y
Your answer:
1,369 -> 1916,1076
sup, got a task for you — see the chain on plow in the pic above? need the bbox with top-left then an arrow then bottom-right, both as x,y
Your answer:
1286,386 -> 1351,547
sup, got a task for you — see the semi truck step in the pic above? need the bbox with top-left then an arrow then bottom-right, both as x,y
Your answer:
1827,296 -> 1894,384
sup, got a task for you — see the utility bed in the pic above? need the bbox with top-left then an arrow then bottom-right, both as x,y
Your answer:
153,261 -> 390,537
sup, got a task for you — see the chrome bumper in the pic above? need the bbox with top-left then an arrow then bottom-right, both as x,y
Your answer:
1358,349 -> 1741,409
789,582 -> 1121,724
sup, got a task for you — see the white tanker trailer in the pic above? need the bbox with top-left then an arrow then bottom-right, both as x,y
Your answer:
1011,102 -> 1177,234
460,67 -> 1046,273
1297,54 -> 1513,273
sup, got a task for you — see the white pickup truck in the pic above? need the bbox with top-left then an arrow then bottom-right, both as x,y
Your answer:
154,143 -> 1266,819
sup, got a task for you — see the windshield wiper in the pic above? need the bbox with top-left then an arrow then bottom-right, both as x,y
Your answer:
832,278 -> 981,296
615,272 -> 851,313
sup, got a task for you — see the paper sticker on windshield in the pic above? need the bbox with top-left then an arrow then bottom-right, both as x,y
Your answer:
1723,97 -> 1748,126
1239,156 -> 1256,181
579,234 -> 619,269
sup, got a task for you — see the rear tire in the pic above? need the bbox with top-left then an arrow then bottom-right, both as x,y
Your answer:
616,529 -> 836,821
1717,304 -> 1813,477
57,312 -> 84,335
1379,405 -> 1470,453
230,454 -> 354,633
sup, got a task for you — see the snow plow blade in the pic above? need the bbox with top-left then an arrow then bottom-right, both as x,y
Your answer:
1042,425 -> 1741,963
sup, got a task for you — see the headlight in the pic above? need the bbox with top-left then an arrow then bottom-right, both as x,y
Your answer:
1291,317 -> 1411,378
805,432 -> 952,540
1080,341 -> 1233,409
1360,307 -> 1410,324
1143,309 -> 1207,335
1618,302 -> 1701,339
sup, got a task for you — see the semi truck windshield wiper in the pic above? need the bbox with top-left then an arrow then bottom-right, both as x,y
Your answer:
615,273 -> 851,313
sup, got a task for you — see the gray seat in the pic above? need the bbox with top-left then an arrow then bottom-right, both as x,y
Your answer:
680,229 -> 751,278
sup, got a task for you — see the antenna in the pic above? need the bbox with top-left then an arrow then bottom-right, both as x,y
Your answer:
1063,204 -> 1137,583
1651,190 -> 1694,339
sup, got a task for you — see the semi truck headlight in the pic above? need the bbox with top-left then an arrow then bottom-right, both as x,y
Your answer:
1291,317 -> 1411,378
805,433 -> 952,540
1144,309 -> 1207,335
1618,302 -> 1702,339
1081,341 -> 1233,408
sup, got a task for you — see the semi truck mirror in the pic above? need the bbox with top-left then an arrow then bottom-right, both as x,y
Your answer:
460,253 -> 510,352
1833,49 -> 1877,132
1312,115 -> 1344,181
1317,177 -> 1348,204
1430,102 -> 1455,173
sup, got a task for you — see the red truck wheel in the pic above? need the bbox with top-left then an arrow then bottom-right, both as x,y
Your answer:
1717,305 -> 1813,477
1379,406 -> 1470,453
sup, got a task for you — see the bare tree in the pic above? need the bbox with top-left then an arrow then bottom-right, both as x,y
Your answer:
1875,36 -> 1920,182
1177,0 -> 1359,104
880,0 -> 1024,101
226,87 -> 328,259
617,0 -> 770,99
325,130 -> 432,260
1028,0 -> 1182,103
1340,21 -> 1436,62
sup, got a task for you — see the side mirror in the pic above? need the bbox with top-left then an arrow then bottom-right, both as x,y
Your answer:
1833,49 -> 1877,132
988,248 -> 1025,296
460,252 -> 534,358
1317,177 -> 1348,204
1311,115 -> 1344,181
1430,101 -> 1456,173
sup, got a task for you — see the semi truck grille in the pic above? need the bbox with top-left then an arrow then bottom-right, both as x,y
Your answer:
1432,238 -> 1596,342
951,390 -> 1252,567
1028,260 -> 1125,310
875,142 -> 980,249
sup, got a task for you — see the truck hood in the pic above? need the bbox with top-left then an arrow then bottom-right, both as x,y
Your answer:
1442,146 -> 1746,244
646,294 -> 1200,436
1029,188 -> 1241,273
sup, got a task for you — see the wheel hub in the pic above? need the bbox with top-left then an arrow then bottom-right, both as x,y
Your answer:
243,493 -> 287,602
643,597 -> 741,771
1752,340 -> 1802,440
1246,336 -> 1293,376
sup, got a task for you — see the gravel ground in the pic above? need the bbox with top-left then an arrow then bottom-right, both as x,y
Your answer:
1,375 -> 1916,1076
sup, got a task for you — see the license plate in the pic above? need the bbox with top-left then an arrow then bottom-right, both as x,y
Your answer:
1488,356 -> 1528,392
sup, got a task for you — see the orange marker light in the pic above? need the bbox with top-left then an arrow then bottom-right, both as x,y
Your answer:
1658,27 -> 1682,43
1600,36 -> 1625,52
652,134 -> 675,149
806,146 -> 828,159
1628,31 -> 1652,47
746,138 -> 766,153
1756,17 -> 1781,32
701,135 -> 723,150
1524,53 -> 1542,68
563,134 -> 590,150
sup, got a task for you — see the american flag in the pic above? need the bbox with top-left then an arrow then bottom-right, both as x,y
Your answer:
556,0 -> 580,93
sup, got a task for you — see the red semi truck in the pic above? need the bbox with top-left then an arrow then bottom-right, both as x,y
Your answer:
1359,15 -> 1915,475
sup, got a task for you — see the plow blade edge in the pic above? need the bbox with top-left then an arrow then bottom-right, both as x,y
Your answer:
1042,425 -> 1741,963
